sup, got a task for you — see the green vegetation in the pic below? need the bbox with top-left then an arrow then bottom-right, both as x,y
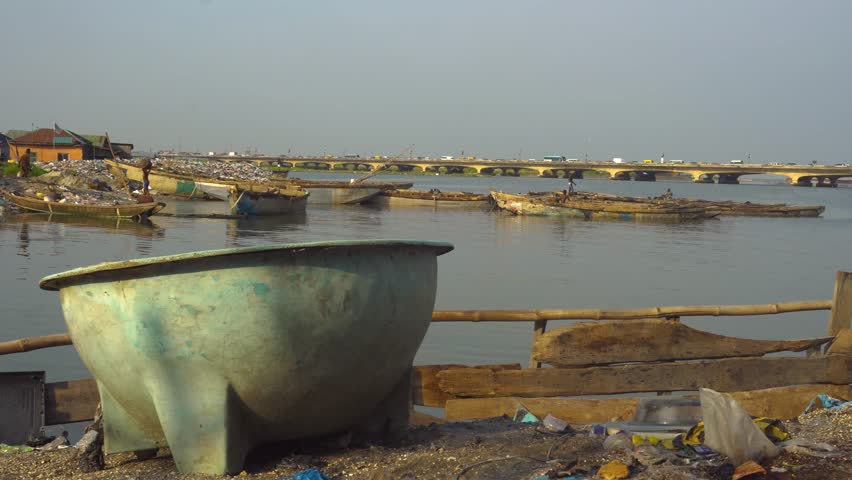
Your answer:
1,163 -> 46,177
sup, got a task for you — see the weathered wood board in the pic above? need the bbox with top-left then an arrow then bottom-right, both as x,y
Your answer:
829,271 -> 852,335
533,319 -> 832,366
44,378 -> 98,425
437,356 -> 852,398
411,364 -> 522,407
827,328 -> 852,355
444,384 -> 852,422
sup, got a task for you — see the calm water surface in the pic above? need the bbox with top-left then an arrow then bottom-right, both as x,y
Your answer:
2,173 -> 852,386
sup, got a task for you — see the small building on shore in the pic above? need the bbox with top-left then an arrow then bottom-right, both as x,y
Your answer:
5,126 -> 133,162
0,132 -> 10,162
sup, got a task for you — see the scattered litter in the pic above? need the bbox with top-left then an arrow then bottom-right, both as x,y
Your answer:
0,444 -> 34,454
152,157 -> 278,183
278,468 -> 331,480
597,459 -> 630,479
778,438 -> 842,458
513,406 -> 539,424
731,460 -> 766,480
602,432 -> 633,452
803,393 -> 852,414
542,413 -> 570,433
700,388 -> 780,465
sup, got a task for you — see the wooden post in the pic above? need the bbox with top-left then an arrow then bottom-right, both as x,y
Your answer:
529,320 -> 547,368
829,271 -> 852,336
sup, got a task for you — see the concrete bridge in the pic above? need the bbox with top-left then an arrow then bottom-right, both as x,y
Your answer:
162,154 -> 852,187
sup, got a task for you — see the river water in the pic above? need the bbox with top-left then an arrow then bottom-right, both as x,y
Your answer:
2,173 -> 851,401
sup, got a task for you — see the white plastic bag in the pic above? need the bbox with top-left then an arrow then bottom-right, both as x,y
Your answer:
700,388 -> 780,465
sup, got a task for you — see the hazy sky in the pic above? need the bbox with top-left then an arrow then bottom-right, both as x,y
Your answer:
3,1 -> 851,162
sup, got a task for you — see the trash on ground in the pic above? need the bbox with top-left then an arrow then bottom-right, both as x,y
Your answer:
513,405 -> 539,424
277,468 -> 331,480
542,413 -> 570,433
778,438 -> 842,458
731,460 -> 766,480
803,393 -> 852,414
597,459 -> 630,479
700,388 -> 780,465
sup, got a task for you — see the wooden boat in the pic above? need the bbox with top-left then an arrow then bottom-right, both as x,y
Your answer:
286,179 -> 414,205
374,189 -> 490,207
195,181 -> 308,216
490,190 -> 715,222
106,160 -> 410,205
1,190 -> 164,219
565,192 -> 826,218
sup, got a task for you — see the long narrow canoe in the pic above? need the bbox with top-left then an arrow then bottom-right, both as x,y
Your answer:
195,181 -> 308,216
375,189 -> 490,208
1,190 -> 164,219
106,160 -> 410,205
490,191 -> 715,222
287,179 -> 413,205
561,192 -> 826,218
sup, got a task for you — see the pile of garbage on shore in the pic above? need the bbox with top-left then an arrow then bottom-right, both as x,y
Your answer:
150,157 -> 279,183
0,389 -> 849,479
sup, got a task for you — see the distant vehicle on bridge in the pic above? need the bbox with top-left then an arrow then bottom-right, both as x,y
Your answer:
643,159 -> 654,164
730,159 -> 744,164
668,159 -> 685,164
543,155 -> 567,162
344,154 -> 360,159
612,157 -> 624,164
440,156 -> 454,161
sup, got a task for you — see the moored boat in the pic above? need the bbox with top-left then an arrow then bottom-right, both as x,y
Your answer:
490,190 -> 715,222
375,189 -> 490,207
287,179 -> 413,205
1,190 -> 164,219
567,192 -> 826,217
195,181 -> 308,216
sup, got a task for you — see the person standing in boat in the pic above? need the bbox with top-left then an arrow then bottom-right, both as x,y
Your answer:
561,173 -> 576,202
140,158 -> 153,195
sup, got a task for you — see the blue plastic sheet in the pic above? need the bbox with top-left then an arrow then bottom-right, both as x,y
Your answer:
279,469 -> 331,480
803,394 -> 852,414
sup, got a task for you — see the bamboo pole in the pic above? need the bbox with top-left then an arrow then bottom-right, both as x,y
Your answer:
0,333 -> 72,355
0,298 -> 833,356
432,300 -> 832,322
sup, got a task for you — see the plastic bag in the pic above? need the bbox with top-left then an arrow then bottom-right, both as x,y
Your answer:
700,388 -> 780,465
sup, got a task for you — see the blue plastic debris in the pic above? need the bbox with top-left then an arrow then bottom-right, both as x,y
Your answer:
803,394 -> 852,414
513,406 -> 539,423
279,469 -> 331,480
591,424 -> 607,436
691,444 -> 716,456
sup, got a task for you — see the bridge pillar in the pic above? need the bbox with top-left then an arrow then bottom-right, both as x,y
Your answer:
634,171 -> 657,182
793,176 -> 813,187
717,174 -> 740,184
611,171 -> 630,181
690,172 -> 714,183
815,176 -> 839,188
571,170 -> 583,179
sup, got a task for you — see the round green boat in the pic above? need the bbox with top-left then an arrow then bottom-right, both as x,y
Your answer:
40,240 -> 453,474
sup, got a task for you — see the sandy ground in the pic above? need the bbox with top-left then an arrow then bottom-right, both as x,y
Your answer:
1,406 -> 850,480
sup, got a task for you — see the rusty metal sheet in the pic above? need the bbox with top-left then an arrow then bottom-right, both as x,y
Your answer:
0,372 -> 45,444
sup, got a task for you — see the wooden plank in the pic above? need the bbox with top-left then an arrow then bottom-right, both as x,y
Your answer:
827,328 -> 852,355
44,378 -> 99,425
444,384 -> 852,422
528,320 -> 547,369
829,271 -> 852,335
437,356 -> 852,398
445,396 -> 638,423
410,410 -> 446,426
431,300 -> 832,322
412,364 -> 521,407
533,319 -> 832,367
